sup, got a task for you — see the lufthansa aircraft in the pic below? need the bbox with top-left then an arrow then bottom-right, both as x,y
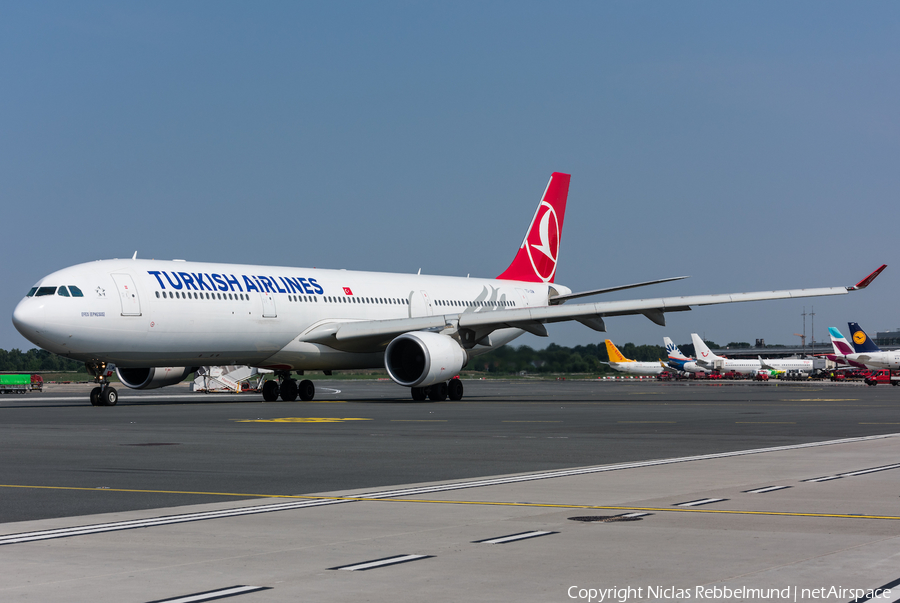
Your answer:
11,173 -> 886,406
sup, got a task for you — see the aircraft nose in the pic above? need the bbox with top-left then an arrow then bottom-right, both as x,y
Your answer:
12,298 -> 44,342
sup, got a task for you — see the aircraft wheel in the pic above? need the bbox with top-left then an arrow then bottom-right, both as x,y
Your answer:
280,378 -> 298,401
428,382 -> 448,402
102,387 -> 118,406
411,387 -> 427,401
90,387 -> 101,406
448,378 -> 463,401
298,379 -> 315,401
262,380 -> 280,402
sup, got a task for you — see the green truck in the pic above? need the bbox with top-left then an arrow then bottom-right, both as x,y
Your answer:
0,374 -> 43,394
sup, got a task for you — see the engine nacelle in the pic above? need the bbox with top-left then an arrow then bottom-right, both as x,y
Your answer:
116,367 -> 195,390
385,332 -> 467,388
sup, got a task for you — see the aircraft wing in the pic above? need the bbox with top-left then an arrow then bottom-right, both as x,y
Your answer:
298,268 -> 883,353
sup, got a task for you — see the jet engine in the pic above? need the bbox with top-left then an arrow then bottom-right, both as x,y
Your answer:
116,367 -> 195,390
384,332 -> 467,388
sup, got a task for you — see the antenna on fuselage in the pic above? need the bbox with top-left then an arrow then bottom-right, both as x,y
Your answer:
132,251 -> 137,260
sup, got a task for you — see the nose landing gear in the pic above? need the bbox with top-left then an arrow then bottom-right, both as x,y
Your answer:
85,362 -> 118,406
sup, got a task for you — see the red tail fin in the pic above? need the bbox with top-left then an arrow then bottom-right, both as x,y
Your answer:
497,172 -> 570,283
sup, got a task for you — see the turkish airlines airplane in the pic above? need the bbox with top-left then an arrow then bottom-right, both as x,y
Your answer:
11,173 -> 886,406
602,340 -> 666,375
691,333 -> 814,375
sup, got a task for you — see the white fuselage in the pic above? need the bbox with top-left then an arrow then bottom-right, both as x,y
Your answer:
697,355 -> 813,375
847,351 -> 900,370
13,259 -> 566,370
608,361 -> 665,376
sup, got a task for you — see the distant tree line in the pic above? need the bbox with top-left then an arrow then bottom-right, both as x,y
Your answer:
469,342 -> 670,374
0,348 -> 86,373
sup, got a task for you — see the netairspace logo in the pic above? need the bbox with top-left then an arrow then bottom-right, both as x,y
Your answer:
567,585 -> 893,602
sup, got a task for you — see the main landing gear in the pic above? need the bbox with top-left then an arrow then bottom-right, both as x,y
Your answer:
85,361 -> 117,406
263,372 -> 316,402
411,378 -> 463,402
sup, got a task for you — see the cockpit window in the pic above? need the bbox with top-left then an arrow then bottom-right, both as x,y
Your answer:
35,287 -> 57,297
27,287 -> 37,297
69,285 -> 84,297
58,286 -> 70,297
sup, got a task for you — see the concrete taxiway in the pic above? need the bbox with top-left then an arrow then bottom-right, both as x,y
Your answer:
1,380 -> 898,602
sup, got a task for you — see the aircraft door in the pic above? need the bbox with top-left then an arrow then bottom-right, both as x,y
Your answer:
408,290 -> 433,318
420,290 -> 433,316
111,273 -> 142,316
514,288 -> 530,307
261,292 -> 277,318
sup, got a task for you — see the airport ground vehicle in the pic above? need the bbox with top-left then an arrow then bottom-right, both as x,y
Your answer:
864,369 -> 900,386
0,374 -> 43,394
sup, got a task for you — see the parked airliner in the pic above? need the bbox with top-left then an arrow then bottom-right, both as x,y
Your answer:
663,336 -> 708,374
845,322 -> 900,369
826,327 -> 866,369
11,173 -> 885,405
691,334 -> 814,375
602,340 -> 666,375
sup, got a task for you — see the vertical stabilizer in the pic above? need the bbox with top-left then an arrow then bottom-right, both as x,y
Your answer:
691,334 -> 721,362
497,172 -> 570,283
605,340 -> 633,363
848,322 -> 881,353
828,327 -> 855,356
664,337 -> 689,360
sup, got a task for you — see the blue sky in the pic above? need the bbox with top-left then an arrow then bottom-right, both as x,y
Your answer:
2,2 -> 898,351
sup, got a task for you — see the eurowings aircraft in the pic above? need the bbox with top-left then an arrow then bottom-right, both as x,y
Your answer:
826,327 -> 867,369
602,340 -> 666,375
691,334 -> 813,375
11,173 -> 885,405
663,336 -> 708,374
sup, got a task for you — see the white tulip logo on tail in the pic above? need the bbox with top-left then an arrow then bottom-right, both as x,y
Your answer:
525,201 -> 560,283
496,172 -> 569,284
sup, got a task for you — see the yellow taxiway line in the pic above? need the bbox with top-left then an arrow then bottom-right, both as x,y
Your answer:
1,484 -> 898,521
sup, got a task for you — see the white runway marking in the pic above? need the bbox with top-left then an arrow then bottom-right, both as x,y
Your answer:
146,585 -> 270,602
331,554 -> 432,571
803,462 -> 900,483
675,498 -> 726,507
474,530 -> 556,544
2,432 -> 897,546
0,499 -> 347,545
744,485 -> 792,494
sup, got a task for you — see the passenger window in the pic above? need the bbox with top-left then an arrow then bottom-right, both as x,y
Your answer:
35,287 -> 57,297
155,291 -> 160,298
58,286 -> 70,297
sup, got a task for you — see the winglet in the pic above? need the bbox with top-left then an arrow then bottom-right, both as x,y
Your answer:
848,264 -> 886,290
